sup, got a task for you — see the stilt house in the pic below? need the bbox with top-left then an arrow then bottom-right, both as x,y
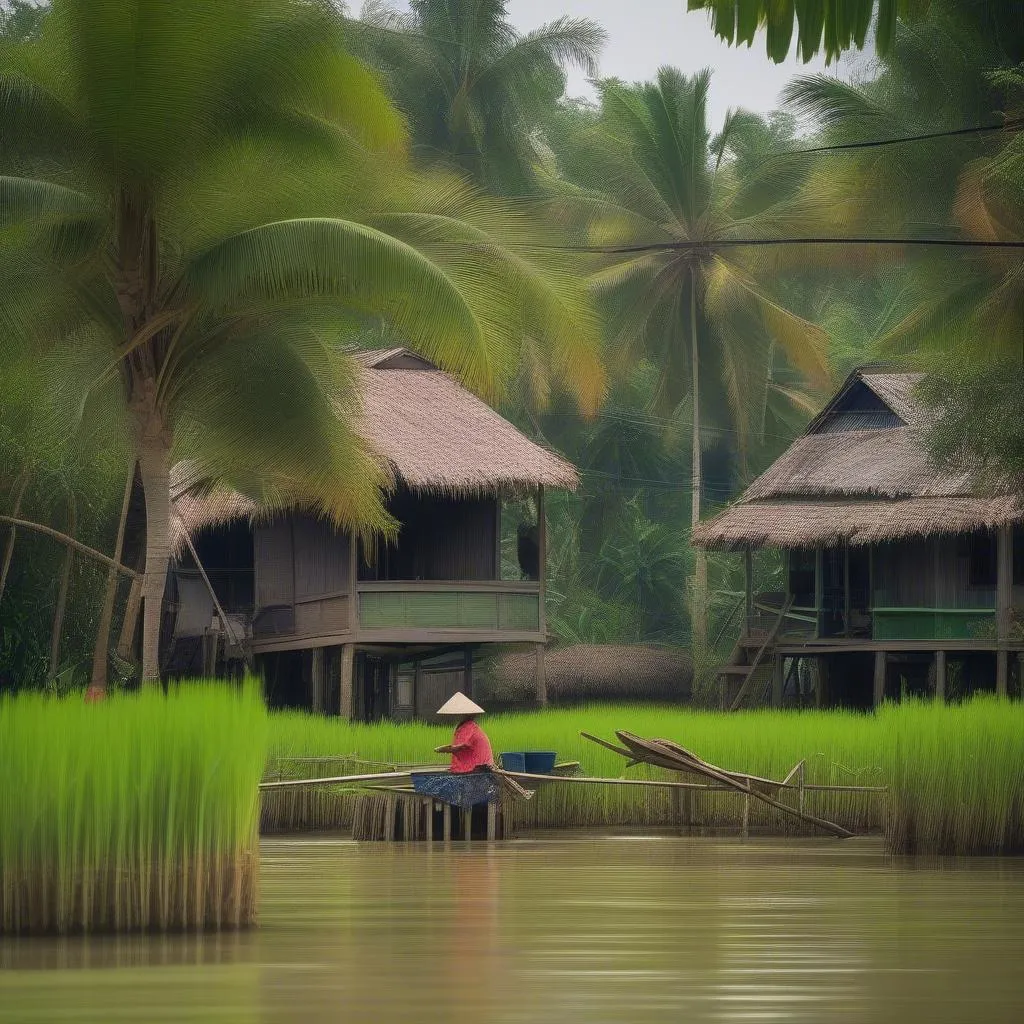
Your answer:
164,349 -> 577,719
693,366 -> 1024,708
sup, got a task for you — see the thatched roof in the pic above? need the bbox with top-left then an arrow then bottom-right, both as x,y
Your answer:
694,366 -> 1024,550
169,348 -> 578,547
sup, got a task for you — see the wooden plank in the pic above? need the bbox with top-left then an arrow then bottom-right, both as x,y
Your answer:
935,649 -> 946,702
535,642 -> 547,706
339,643 -> 355,719
538,485 -> 547,637
873,650 -> 887,706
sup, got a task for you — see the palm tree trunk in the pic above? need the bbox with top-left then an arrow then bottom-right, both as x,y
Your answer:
90,461 -> 136,693
49,494 -> 77,680
136,419 -> 172,686
689,274 -> 708,661
0,470 -> 29,605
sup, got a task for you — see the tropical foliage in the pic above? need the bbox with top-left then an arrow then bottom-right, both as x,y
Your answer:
0,0 -> 602,683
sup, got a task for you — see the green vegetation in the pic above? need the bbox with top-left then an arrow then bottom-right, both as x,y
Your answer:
264,698 -> 1024,854
0,682 -> 267,935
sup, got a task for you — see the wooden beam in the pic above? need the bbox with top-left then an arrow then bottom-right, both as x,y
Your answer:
311,647 -> 325,712
744,547 -> 753,635
997,525 -> 1012,698
0,515 -> 140,578
537,485 -> 547,638
339,642 -> 355,720
873,650 -> 887,706
814,546 -> 823,639
535,641 -> 548,707
935,649 -> 946,702
771,655 -> 784,707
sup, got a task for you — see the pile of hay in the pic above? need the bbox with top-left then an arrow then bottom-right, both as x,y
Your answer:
480,644 -> 692,705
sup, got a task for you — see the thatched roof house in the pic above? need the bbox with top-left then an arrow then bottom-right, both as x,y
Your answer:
161,348 -> 578,721
693,367 -> 1024,550
693,366 -> 1024,710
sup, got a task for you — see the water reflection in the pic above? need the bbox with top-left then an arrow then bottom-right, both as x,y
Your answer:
2,836 -> 1023,1023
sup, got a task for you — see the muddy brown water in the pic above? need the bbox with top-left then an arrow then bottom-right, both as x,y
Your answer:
1,835 -> 1023,1023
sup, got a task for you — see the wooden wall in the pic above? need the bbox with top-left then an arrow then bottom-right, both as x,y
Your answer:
360,491 -> 498,582
253,513 -> 352,638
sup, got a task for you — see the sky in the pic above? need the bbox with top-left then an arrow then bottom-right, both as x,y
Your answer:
505,0 -> 868,128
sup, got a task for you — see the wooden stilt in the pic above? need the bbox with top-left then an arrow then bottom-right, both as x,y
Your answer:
771,655 -> 784,707
535,642 -> 547,707
997,649 -> 1009,697
935,649 -> 946,702
741,792 -> 751,838
442,803 -> 451,841
873,650 -> 887,706
486,802 -> 497,841
339,643 -> 355,719
462,808 -> 472,842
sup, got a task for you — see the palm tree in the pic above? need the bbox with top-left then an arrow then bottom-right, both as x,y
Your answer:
550,68 -> 828,660
349,0 -> 605,194
0,0 -> 603,683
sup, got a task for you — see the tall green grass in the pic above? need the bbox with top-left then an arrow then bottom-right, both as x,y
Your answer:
0,682 -> 267,935
265,699 -> 1024,853
879,698 -> 1024,854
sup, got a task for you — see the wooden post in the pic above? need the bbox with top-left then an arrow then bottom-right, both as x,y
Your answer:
741,792 -> 751,838
997,525 -> 1012,697
843,544 -> 851,636
535,641 -> 547,707
935,649 -> 946,702
537,485 -> 547,637
771,655 -> 784,707
814,546 -> 823,638
339,643 -> 355,719
486,801 -> 497,841
442,803 -> 451,841
309,647 -> 323,712
744,547 -> 753,635
873,650 -> 887,706
463,646 -> 474,699
462,808 -> 472,843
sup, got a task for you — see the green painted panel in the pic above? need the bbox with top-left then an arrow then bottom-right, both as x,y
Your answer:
359,589 -> 540,631
872,608 -> 995,641
499,593 -> 541,631
406,592 -> 460,627
359,590 -> 406,628
459,593 -> 500,628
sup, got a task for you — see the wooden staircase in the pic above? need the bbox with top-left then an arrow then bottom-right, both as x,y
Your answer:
716,597 -> 793,710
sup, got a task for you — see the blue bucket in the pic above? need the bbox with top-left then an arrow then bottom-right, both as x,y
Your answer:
499,752 -> 526,772
524,751 -> 557,775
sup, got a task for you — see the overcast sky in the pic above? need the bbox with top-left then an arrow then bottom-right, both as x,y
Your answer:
506,0 -> 867,128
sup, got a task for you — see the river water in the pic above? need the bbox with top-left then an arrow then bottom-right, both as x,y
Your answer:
2,836 -> 1023,1023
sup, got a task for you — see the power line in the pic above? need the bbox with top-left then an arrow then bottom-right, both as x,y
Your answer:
543,237 -> 1024,256
779,118 -> 1023,156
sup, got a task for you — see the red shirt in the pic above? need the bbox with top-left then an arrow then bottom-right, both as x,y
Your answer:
450,720 -> 493,774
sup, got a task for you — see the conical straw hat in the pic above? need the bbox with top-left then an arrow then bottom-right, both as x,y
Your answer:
436,691 -> 485,716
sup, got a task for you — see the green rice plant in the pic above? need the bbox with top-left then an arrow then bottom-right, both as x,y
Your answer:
879,697 -> 1024,854
0,681 -> 267,935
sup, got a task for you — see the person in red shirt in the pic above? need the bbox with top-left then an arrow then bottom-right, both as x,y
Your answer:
434,692 -> 494,773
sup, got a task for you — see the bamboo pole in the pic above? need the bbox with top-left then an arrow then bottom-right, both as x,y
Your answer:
48,495 -> 76,680
0,474 -> 30,603
0,516 -> 140,577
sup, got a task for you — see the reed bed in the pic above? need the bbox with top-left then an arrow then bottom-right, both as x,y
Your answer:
0,682 -> 267,936
266,699 -> 1024,853
879,698 -> 1024,855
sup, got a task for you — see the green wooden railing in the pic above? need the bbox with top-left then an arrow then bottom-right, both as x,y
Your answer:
357,582 -> 541,633
872,607 -> 996,641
